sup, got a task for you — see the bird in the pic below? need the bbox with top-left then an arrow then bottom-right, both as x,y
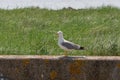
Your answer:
57,31 -> 84,56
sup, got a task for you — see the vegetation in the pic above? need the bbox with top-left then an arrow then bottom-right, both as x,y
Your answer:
0,6 -> 120,55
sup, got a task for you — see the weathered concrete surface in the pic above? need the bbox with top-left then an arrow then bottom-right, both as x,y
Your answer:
0,55 -> 120,80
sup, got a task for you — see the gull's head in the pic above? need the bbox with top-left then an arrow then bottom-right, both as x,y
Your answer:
57,31 -> 63,34
57,31 -> 63,37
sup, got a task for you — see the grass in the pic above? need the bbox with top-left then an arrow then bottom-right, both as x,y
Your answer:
0,6 -> 120,55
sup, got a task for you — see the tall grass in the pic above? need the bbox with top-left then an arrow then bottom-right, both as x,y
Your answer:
0,6 -> 120,55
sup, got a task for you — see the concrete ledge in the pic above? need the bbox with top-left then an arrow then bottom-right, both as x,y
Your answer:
0,55 -> 120,80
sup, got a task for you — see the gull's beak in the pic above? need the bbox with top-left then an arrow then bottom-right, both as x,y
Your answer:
56,33 -> 59,37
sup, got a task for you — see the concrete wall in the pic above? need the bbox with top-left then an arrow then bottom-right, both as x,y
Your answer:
0,56 -> 120,80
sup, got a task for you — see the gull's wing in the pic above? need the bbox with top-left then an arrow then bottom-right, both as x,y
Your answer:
61,41 -> 81,50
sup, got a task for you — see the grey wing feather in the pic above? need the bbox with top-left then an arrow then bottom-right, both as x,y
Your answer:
61,42 -> 80,50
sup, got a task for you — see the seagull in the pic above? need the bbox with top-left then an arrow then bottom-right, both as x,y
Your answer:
57,31 -> 84,56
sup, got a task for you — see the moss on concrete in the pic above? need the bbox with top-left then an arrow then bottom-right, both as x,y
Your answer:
0,56 -> 119,80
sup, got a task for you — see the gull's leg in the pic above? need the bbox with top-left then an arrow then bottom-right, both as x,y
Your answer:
64,50 -> 68,56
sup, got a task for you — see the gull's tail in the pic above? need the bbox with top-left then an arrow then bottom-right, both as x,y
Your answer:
79,46 -> 84,50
